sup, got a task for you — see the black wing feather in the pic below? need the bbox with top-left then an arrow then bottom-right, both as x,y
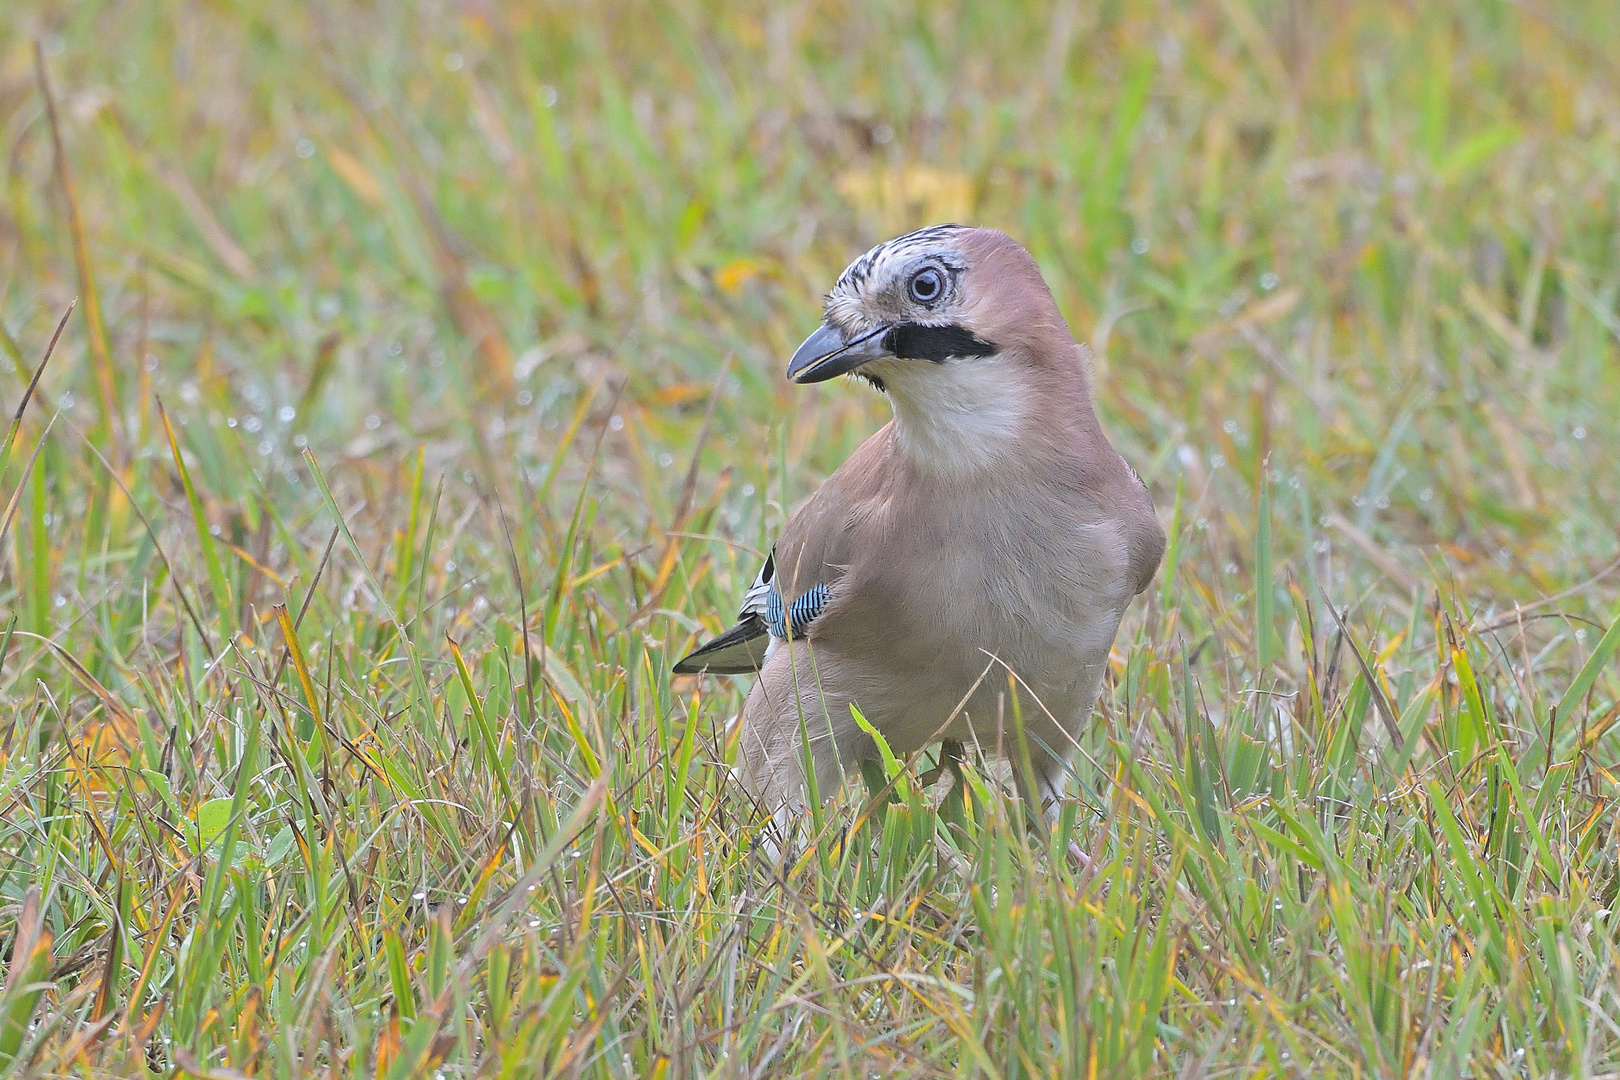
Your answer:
672,614 -> 770,675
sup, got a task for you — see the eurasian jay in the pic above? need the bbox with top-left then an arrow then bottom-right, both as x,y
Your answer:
676,224 -> 1164,822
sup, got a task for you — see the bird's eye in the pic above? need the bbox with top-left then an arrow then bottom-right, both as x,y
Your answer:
908,267 -> 944,305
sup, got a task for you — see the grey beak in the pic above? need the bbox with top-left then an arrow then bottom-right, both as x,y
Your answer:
786,323 -> 892,384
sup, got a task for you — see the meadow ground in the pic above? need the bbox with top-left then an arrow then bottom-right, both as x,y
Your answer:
2,1 -> 1619,1075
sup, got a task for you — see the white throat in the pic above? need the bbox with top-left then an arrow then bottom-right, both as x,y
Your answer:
877,354 -> 1029,476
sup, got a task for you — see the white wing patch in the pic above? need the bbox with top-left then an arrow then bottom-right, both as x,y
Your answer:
739,552 -> 775,622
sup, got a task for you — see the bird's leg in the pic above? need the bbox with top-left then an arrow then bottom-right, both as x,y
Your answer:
1005,749 -> 1065,827
932,740 -> 969,828
1019,753 -> 1095,871
918,738 -> 964,789
1041,765 -> 1102,874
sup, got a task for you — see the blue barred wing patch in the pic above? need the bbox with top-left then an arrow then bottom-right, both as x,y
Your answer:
765,581 -> 829,641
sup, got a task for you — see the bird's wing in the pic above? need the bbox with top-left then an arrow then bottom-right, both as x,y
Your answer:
1114,455 -> 1167,595
670,612 -> 770,675
673,554 -> 775,674
672,427 -> 896,676
672,549 -> 836,675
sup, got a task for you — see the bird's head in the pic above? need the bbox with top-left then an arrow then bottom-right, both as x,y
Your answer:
788,225 -> 1085,473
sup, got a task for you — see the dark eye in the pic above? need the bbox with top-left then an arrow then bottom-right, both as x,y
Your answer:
908,267 -> 944,305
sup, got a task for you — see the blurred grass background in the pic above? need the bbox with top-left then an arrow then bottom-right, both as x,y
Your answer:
2,0 -> 1619,1075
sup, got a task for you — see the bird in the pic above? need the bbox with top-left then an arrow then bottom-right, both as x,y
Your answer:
675,223 -> 1164,828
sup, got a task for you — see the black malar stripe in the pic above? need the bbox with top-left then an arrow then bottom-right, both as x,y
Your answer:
884,322 -> 997,361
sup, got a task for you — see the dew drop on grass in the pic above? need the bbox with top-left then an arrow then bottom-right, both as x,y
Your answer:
609,414 -> 625,431
61,392 -> 76,409
539,85 -> 558,107
365,414 -> 382,431
279,405 -> 296,422
1573,426 -> 1587,440
444,52 -> 464,71
658,452 -> 674,468
741,483 -> 755,497
295,138 -> 315,159
1260,272 -> 1279,290
1131,237 -> 1149,254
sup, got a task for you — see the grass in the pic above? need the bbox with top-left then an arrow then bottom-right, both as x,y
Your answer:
1,0 -> 1619,1074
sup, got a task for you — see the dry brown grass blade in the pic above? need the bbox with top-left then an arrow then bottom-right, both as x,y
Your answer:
1326,514 -> 1422,595
7,301 -> 73,428
423,213 -> 516,392
4,885 -> 48,995
1472,553 -> 1620,633
89,877 -> 126,1023
107,107 -> 259,281
34,43 -> 118,452
1318,593 -> 1453,785
0,414 -> 58,553
317,60 -> 516,391
274,603 -> 327,743
0,300 -> 73,535
68,417 -> 217,651
645,357 -> 732,609
13,631 -> 135,726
